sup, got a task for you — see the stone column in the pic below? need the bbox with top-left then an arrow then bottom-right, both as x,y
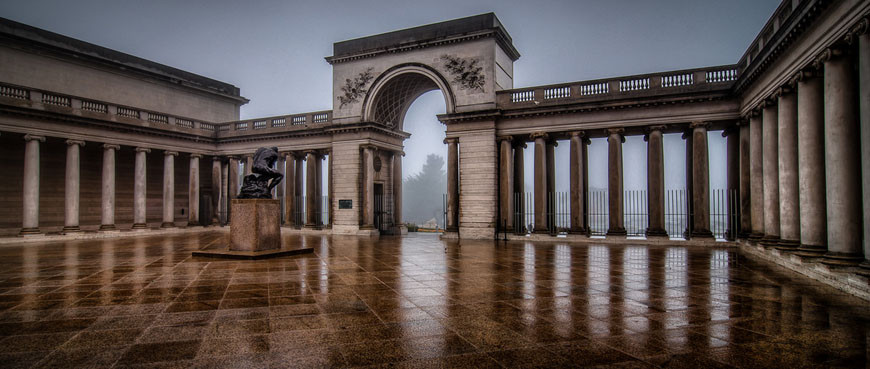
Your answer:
724,126 -> 739,240
228,156 -> 240,200
294,155 -> 304,227
546,140 -> 556,231
445,138 -> 459,232
63,139 -> 85,233
690,122 -> 713,238
748,111 -> 764,241
100,144 -> 120,231
570,132 -> 588,234
820,48 -> 864,265
684,129 -> 693,238
361,146 -> 375,229
162,151 -> 178,228
513,140 -> 526,231
857,20 -> 870,270
606,128 -> 626,236
761,101 -> 780,247
776,87 -> 800,249
276,154 -> 285,207
283,153 -> 296,227
531,132 -> 549,233
393,151 -> 402,227
211,157 -> 222,225
188,154 -> 201,226
221,161 -> 228,224
795,70 -> 826,257
244,154 -> 253,176
315,152 -> 323,227
20,134 -> 45,235
738,121 -> 751,239
645,126 -> 667,237
132,147 -> 150,230
305,151 -> 318,228
497,137 -> 513,231
328,150 -> 334,227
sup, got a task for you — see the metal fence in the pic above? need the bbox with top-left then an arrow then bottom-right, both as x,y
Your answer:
494,188 -> 736,240
286,196 -> 330,228
374,194 -> 393,233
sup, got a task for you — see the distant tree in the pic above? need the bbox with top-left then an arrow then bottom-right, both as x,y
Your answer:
403,154 -> 446,227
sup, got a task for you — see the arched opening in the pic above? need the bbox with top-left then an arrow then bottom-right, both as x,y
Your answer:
362,67 -> 454,234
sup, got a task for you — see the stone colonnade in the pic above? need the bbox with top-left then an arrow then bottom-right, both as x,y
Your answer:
15,138 -> 331,234
359,145 -> 404,232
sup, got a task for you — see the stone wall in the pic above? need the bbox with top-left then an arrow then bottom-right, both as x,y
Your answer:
458,130 -> 497,239
331,140 -> 361,233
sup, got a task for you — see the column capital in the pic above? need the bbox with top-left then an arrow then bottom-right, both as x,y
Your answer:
512,139 -> 528,149
190,153 -> 203,159
569,131 -> 586,139
791,69 -> 816,85
772,86 -> 793,99
529,131 -> 548,140
23,134 -> 45,143
646,125 -> 667,133
845,18 -> 869,44
443,137 -> 459,145
606,127 -> 624,136
721,124 -> 739,137
102,143 -> 120,150
65,139 -> 85,147
243,154 -> 253,159
689,121 -> 710,130
814,47 -> 845,67
226,155 -> 238,161
135,147 -> 151,153
283,152 -> 296,160
496,135 -> 514,143
212,156 -> 223,162
164,151 -> 179,157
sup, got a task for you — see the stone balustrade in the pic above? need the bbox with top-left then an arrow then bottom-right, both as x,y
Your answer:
498,65 -> 738,108
216,111 -> 333,138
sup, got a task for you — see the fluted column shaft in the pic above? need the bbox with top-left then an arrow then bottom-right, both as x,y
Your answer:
777,89 -> 800,249
749,113 -> 764,241
294,156 -> 304,226
797,71 -> 826,255
162,151 -> 177,228
532,133 -> 548,232
283,153 -> 296,227
188,154 -> 201,226
392,152 -> 402,227
306,151 -> 318,228
498,137 -> 513,231
690,122 -> 713,238
21,134 -> 45,235
100,144 -> 119,231
63,139 -> 85,233
646,126 -> 667,237
607,128 -> 626,236
822,49 -> 863,265
211,157 -> 221,225
445,139 -> 459,232
725,127 -> 739,240
858,24 -> 870,269
361,147 -> 375,229
570,132 -> 588,234
762,102 -> 780,246
133,147 -> 150,229
738,122 -> 751,238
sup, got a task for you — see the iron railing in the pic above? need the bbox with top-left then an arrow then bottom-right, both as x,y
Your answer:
286,195 -> 330,228
374,194 -> 393,233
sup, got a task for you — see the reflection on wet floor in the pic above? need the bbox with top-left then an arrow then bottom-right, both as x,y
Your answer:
0,232 -> 866,368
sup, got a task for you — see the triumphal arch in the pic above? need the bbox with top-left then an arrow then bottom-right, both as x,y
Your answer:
0,1 -> 869,297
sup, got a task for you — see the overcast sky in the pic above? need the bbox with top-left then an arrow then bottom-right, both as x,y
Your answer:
1,0 -> 780,192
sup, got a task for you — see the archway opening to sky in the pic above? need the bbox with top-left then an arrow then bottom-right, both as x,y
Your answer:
401,90 -> 447,229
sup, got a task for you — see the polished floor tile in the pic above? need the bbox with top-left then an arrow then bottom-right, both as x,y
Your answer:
0,231 -> 867,368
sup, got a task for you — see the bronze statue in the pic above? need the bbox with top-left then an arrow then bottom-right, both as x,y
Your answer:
238,147 -> 284,199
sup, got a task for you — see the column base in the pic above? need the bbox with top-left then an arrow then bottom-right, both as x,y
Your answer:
748,232 -> 764,243
760,235 -> 780,248
606,227 -> 627,236
737,231 -> 751,240
187,221 -> 200,227
645,228 -> 668,238
774,239 -> 800,251
858,261 -> 870,277
161,222 -> 176,228
360,225 -> 375,230
61,226 -> 81,233
793,244 -> 827,259
820,252 -> 864,267
18,227 -> 41,236
690,229 -> 714,238
568,227 -> 588,235
132,223 -> 148,230
99,224 -> 117,232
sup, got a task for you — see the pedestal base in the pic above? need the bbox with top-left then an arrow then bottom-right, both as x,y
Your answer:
229,199 -> 281,252
193,246 -> 313,260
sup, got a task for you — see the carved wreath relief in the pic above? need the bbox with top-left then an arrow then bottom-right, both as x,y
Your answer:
441,55 -> 485,92
338,68 -> 374,108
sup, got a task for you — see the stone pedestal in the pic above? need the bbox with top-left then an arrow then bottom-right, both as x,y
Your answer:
193,199 -> 313,259
230,199 -> 280,251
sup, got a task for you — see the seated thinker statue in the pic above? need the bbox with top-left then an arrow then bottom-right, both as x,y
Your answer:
237,147 -> 284,199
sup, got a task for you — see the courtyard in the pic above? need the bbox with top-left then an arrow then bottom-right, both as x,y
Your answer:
0,232 -> 866,368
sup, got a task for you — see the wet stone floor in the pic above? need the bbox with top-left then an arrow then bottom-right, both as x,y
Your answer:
0,232 -> 867,368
